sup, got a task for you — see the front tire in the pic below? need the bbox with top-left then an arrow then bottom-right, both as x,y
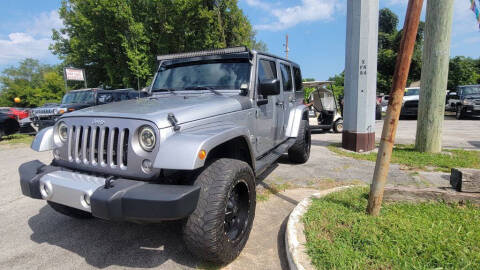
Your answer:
288,120 -> 311,164
456,106 -> 465,120
333,119 -> 343,133
47,201 -> 93,219
183,159 -> 256,264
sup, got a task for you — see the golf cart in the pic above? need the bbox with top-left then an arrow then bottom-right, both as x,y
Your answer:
303,81 -> 343,133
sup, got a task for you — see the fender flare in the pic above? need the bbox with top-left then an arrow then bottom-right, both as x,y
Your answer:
31,126 -> 54,152
153,125 -> 254,170
285,104 -> 309,138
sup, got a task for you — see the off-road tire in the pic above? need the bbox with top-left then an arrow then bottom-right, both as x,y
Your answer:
183,158 -> 256,264
333,119 -> 343,133
288,120 -> 311,164
47,201 -> 93,219
456,106 -> 465,120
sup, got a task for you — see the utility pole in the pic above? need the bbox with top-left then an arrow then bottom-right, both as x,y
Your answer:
415,0 -> 454,153
342,0 -> 378,152
367,0 -> 424,216
284,34 -> 289,59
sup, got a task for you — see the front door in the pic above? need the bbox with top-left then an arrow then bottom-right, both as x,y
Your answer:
254,57 -> 281,156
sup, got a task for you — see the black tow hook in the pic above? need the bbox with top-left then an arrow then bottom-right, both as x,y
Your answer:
104,176 -> 116,189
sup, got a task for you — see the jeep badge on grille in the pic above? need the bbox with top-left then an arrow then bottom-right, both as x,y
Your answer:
92,119 -> 105,125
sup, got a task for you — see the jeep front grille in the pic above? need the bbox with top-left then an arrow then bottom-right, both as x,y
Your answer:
67,125 -> 130,169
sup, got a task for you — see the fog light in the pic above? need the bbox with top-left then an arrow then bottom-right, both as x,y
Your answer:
39,182 -> 52,199
142,159 -> 153,173
84,194 -> 90,205
81,193 -> 91,209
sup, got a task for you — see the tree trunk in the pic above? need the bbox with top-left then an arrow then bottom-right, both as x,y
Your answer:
415,0 -> 454,153
367,0 -> 424,216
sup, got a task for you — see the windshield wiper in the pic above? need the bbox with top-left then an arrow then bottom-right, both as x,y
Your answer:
183,86 -> 222,95
151,88 -> 177,95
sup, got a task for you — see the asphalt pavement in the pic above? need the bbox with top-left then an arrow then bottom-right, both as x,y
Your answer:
0,118 -> 478,269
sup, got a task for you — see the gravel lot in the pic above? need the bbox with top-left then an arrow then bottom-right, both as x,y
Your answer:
0,118 -> 478,269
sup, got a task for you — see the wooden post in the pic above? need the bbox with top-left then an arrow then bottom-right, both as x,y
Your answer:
366,0 -> 424,216
415,0 -> 454,153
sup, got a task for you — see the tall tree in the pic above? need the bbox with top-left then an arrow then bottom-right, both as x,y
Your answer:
51,0 -> 264,89
0,59 -> 64,107
447,56 -> 480,90
329,8 -> 424,95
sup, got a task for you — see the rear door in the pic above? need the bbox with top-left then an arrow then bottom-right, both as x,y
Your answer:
278,62 -> 296,142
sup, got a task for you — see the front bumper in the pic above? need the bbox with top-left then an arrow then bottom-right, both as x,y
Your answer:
400,106 -> 418,116
463,105 -> 480,116
19,160 -> 200,222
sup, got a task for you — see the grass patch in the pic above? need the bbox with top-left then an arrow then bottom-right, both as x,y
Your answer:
327,144 -> 480,172
0,134 -> 34,146
303,187 -> 480,269
256,182 -> 292,202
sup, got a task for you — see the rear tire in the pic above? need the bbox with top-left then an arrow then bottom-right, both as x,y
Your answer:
47,201 -> 93,219
183,159 -> 256,264
288,120 -> 311,164
333,119 -> 343,133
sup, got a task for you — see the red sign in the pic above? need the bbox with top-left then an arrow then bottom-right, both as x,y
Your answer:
64,68 -> 85,81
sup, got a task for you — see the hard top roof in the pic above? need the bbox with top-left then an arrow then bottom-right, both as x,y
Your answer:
302,81 -> 334,88
68,88 -> 136,92
156,46 -> 300,67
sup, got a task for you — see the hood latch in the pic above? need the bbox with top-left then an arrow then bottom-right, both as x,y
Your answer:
168,113 -> 180,131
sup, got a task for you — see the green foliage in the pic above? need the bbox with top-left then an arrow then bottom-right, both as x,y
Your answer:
379,8 -> 398,34
304,187 -> 480,270
327,144 -> 480,172
0,134 -> 35,146
448,56 -> 480,90
302,78 -> 316,101
0,59 -> 65,107
51,0 -> 264,89
328,8 -> 424,94
328,72 -> 344,98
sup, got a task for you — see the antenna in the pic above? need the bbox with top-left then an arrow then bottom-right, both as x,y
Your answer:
283,34 -> 289,59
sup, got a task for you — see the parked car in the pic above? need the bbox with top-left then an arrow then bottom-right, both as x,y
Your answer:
0,107 -> 29,120
400,87 -> 420,118
19,46 -> 310,264
0,111 -> 20,138
376,95 -> 383,120
30,88 -> 147,130
445,85 -> 480,119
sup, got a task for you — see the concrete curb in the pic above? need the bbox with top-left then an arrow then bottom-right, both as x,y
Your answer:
285,185 -> 355,270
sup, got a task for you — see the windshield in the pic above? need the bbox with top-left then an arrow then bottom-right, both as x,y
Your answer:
462,86 -> 480,95
405,88 -> 419,96
152,60 -> 250,91
62,91 -> 94,104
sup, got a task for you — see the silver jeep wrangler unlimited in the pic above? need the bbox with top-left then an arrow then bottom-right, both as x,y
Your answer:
19,47 -> 311,264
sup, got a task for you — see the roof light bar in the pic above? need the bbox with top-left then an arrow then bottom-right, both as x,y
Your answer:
157,46 -> 249,61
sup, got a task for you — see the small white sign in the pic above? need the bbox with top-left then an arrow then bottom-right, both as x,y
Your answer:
65,68 -> 85,81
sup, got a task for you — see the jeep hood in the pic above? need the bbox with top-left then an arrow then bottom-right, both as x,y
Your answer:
465,94 -> 480,99
403,95 -> 419,102
64,94 -> 252,128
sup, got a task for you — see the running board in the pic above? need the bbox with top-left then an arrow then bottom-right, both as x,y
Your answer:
255,138 -> 296,175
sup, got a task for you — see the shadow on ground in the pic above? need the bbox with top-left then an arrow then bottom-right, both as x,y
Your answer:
28,205 -> 199,269
26,159 -> 298,269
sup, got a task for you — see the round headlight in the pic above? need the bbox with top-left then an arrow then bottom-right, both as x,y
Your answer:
58,122 -> 68,142
139,126 -> 156,151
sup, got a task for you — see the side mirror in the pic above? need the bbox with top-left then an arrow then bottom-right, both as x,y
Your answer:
259,79 -> 280,96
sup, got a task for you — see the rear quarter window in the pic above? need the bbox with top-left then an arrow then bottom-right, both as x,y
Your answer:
293,67 -> 302,92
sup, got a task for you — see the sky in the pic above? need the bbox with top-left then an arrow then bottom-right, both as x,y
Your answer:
0,0 -> 479,80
